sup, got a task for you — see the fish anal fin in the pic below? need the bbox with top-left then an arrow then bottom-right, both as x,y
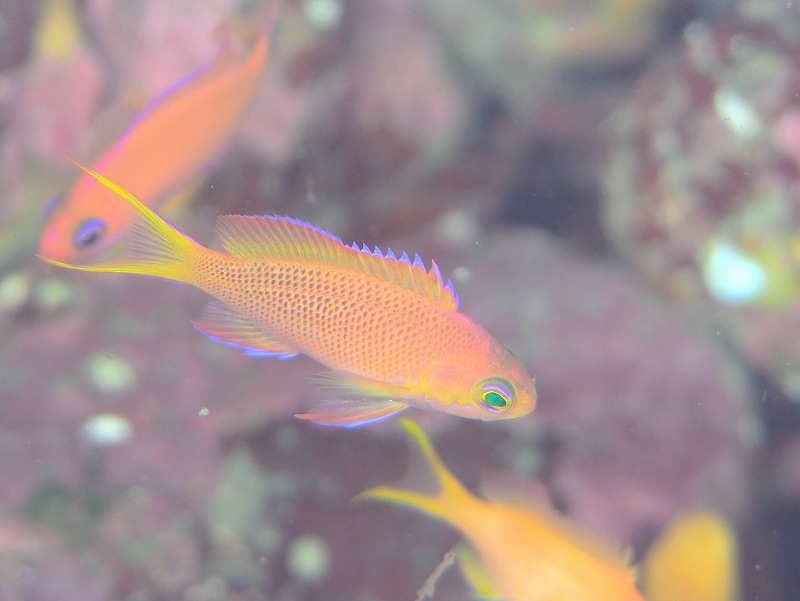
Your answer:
192,300 -> 298,359
214,215 -> 458,311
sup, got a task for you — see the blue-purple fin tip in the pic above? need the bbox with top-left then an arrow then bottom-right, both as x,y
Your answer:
194,326 -> 298,360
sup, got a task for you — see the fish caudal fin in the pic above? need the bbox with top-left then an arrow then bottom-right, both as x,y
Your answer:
38,161 -> 199,282
354,419 -> 473,518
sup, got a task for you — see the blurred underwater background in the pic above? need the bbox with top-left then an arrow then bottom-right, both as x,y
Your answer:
0,0 -> 799,598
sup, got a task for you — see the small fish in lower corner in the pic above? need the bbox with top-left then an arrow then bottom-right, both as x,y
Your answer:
357,419 -> 643,601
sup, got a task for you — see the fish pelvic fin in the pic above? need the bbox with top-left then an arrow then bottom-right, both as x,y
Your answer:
38,161 -> 200,283
192,300 -> 299,359
355,419 -> 473,519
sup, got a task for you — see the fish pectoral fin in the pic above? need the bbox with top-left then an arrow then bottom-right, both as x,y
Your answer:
456,543 -> 503,600
297,371 -> 414,426
192,300 -> 299,359
306,370 -> 413,399
295,398 -> 409,428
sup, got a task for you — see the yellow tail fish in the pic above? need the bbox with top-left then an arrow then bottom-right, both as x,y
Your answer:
39,165 -> 536,427
358,419 -> 643,600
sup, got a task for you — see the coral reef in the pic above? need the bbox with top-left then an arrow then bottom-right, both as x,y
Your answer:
0,0 -> 791,599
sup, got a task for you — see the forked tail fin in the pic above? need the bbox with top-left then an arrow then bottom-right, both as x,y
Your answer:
354,419 -> 474,519
38,161 -> 201,283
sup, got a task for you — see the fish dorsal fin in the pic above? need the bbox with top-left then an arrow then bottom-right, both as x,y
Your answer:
547,514 -> 634,577
215,214 -> 459,310
499,493 -> 634,577
480,480 -> 634,577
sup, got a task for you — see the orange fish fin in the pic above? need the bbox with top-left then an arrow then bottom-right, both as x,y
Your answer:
355,419 -> 473,517
295,398 -> 408,428
455,543 -> 502,600
216,215 -> 459,310
298,371 -> 411,426
306,370 -> 413,399
192,300 -> 299,359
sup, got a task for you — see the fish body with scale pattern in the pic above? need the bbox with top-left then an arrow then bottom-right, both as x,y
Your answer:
40,164 -> 536,427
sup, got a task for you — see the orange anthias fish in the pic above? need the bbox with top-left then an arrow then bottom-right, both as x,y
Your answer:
39,165 -> 536,427
38,18 -> 270,265
358,419 -> 643,601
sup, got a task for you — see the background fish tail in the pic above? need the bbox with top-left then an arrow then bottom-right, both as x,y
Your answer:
355,419 -> 474,520
39,162 -> 199,283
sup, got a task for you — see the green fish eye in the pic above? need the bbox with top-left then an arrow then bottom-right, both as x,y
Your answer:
473,377 -> 515,412
482,390 -> 508,409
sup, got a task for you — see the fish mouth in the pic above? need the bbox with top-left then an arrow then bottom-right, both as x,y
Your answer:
38,229 -> 124,267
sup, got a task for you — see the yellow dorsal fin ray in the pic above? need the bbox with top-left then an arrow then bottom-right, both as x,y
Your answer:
215,215 -> 459,310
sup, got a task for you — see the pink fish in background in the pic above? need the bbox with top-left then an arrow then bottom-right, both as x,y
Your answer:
38,14 -> 271,265
39,164 -> 537,427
